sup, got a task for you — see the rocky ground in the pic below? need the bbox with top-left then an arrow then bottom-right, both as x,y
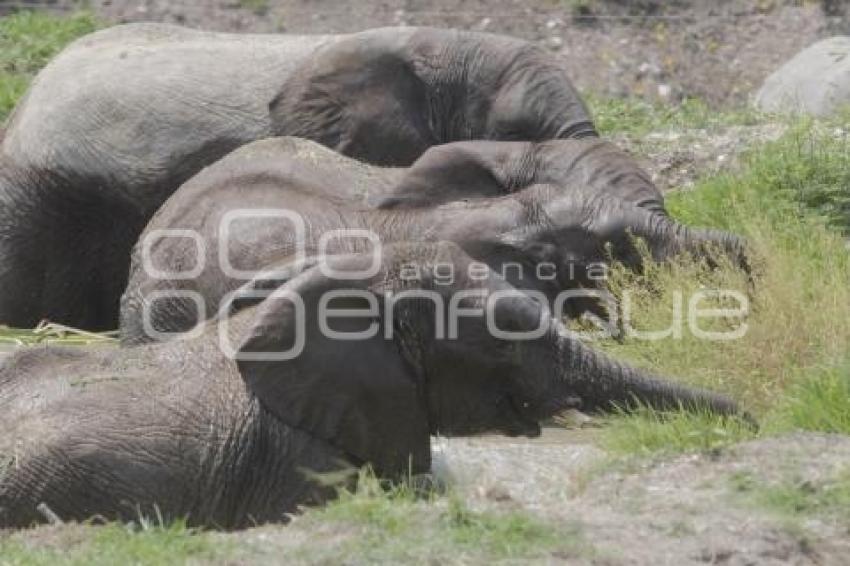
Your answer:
613,122 -> 789,191
5,0 -> 847,107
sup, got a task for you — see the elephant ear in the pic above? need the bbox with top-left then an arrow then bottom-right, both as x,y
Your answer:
233,255 -> 431,478
374,141 -> 533,209
270,37 -> 435,166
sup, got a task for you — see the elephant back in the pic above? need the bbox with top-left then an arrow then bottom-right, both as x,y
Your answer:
1,23 -> 331,213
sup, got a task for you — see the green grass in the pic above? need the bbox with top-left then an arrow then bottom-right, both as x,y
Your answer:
282,471 -> 590,563
0,10 -> 99,121
239,0 -> 270,15
0,474 -> 588,565
0,323 -> 117,347
729,469 -> 850,525
594,114 -> 850,456
669,116 -> 850,234
601,407 -> 757,457
0,522 -> 229,566
770,363 -> 850,435
586,94 -> 764,136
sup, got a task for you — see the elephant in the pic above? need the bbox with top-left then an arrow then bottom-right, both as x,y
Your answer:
120,136 -> 748,344
0,23 -> 595,330
0,157 -> 149,329
0,241 -> 747,529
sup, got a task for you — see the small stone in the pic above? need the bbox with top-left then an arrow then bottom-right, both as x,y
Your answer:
638,62 -> 662,78
657,84 -> 672,98
547,36 -> 563,50
485,485 -> 513,502
557,409 -> 595,429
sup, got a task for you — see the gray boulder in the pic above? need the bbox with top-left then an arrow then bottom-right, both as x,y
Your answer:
755,36 -> 850,116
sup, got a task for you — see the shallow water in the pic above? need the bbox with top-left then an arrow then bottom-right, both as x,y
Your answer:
432,427 -> 604,507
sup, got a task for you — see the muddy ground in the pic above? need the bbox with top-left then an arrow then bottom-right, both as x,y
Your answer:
427,431 -> 850,565
7,431 -> 850,564
5,0 -> 848,107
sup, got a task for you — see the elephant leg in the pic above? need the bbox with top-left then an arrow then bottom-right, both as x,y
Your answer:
0,163 -> 148,331
0,238 -> 43,328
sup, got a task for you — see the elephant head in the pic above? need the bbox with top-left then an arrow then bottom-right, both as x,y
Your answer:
230,242 -> 746,478
432,185 -> 751,328
371,138 -> 750,277
269,28 -> 596,166
535,190 -> 750,271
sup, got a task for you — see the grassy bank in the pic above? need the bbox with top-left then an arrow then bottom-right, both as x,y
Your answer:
0,522 -> 228,566
0,475 -> 589,565
595,112 -> 850,456
0,10 -> 98,121
585,93 -> 764,137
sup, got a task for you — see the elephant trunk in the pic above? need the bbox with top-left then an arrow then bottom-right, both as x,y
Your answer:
670,223 -> 750,271
536,326 -> 744,420
628,212 -> 751,274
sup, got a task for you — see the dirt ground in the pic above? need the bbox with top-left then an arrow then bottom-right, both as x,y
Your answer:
434,431 -> 850,565
204,432 -> 849,564
6,0 -> 847,107
7,431 -> 850,564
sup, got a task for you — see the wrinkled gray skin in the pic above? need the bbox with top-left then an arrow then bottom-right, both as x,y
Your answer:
268,25 -> 597,165
1,242 -> 745,529
120,137 -> 747,344
0,158 -> 148,329
0,23 -> 594,330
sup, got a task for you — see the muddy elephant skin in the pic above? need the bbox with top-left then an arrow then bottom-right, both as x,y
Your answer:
1,242 -> 744,529
0,23 -> 595,329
